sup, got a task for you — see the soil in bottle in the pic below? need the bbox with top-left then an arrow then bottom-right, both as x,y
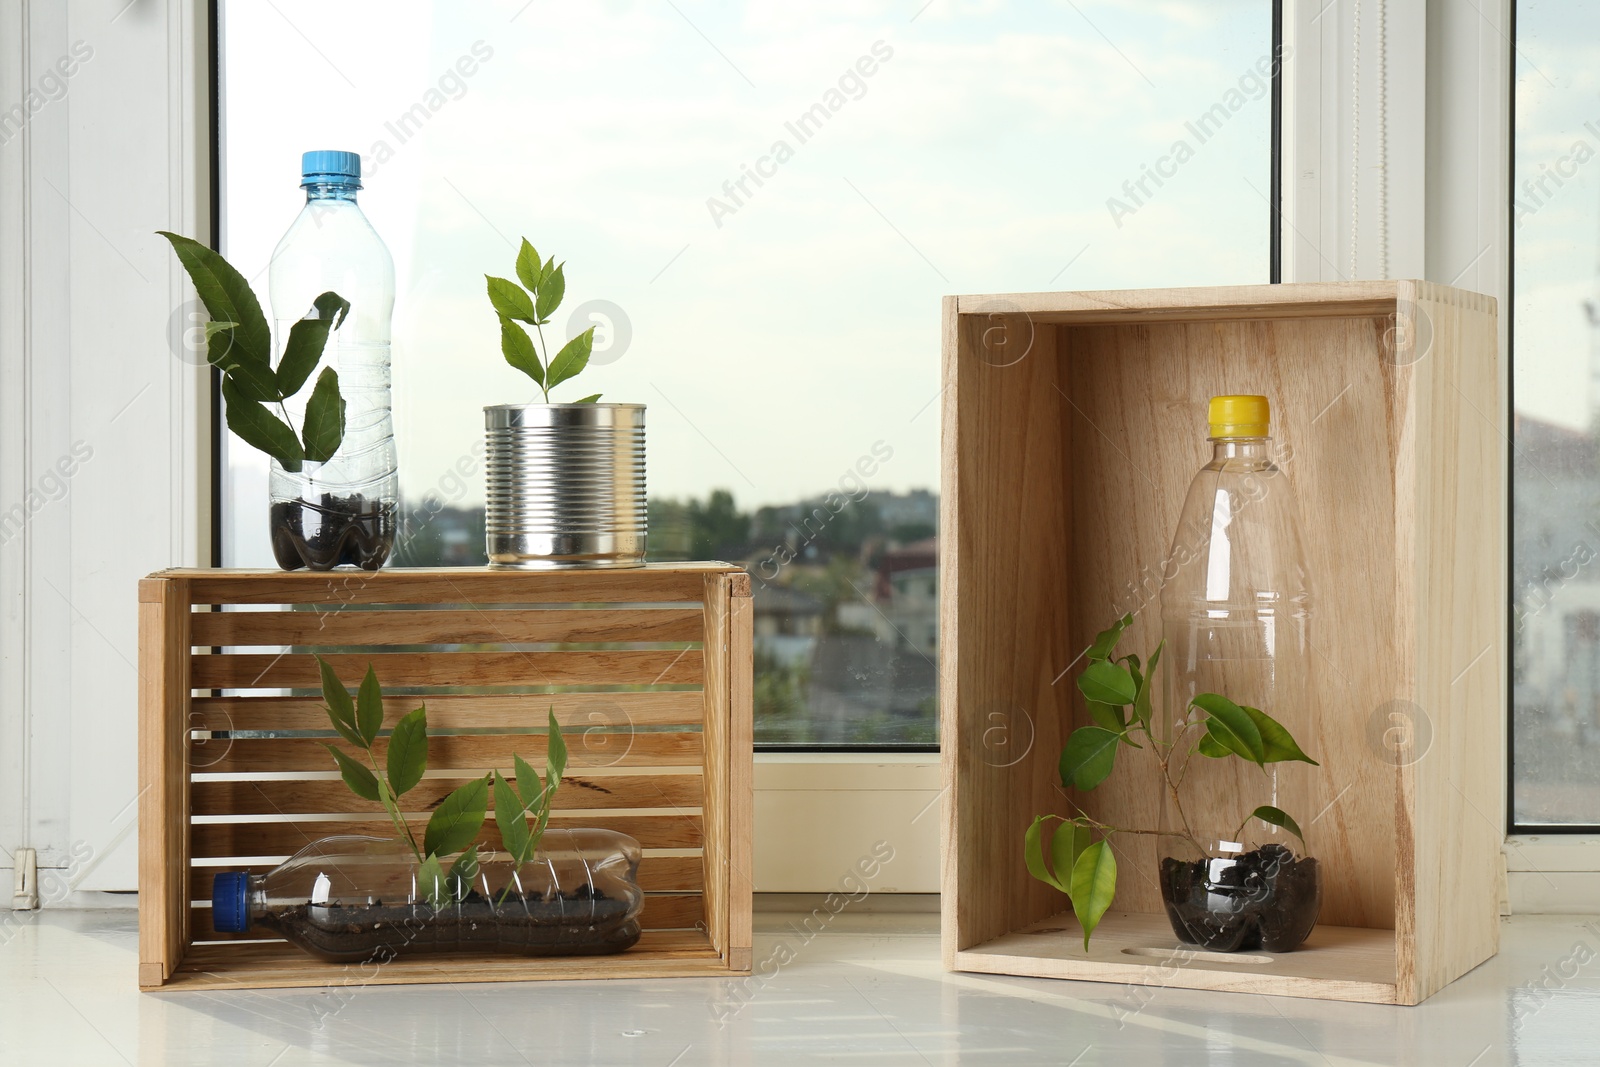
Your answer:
1158,843 -> 1321,953
270,492 -> 395,571
255,884 -> 641,963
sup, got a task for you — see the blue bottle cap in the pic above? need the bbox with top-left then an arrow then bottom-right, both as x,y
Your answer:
300,150 -> 362,190
211,871 -> 252,933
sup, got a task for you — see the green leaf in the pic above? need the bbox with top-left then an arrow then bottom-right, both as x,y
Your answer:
1024,815 -> 1069,893
1196,732 -> 1231,758
1085,614 -> 1133,662
222,377 -> 303,471
387,706 -> 428,796
416,853 -> 446,909
275,292 -> 349,399
574,393 -> 602,403
534,261 -> 566,322
1053,820 -> 1092,890
544,707 -> 568,797
1058,726 -> 1121,791
515,239 -> 543,291
1193,693 -> 1265,765
273,316 -> 333,399
498,315 -> 543,385
311,291 -> 351,329
1085,700 -> 1124,732
301,367 -> 346,464
1240,705 -> 1319,765
423,776 -> 489,858
322,744 -> 380,802
445,844 -> 480,903
545,327 -> 594,390
355,665 -> 384,747
221,355 -> 281,403
1248,804 -> 1305,842
1069,839 -> 1118,950
1078,661 -> 1137,706
1133,639 -> 1162,728
486,275 -> 537,323
157,231 -> 272,369
316,655 -> 363,748
204,320 -> 238,340
493,771 -> 533,864
512,752 -> 542,811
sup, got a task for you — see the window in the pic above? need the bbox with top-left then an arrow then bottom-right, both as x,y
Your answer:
218,0 -> 1275,748
1511,2 -> 1600,828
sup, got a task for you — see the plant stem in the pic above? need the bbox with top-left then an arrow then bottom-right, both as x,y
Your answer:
534,322 -> 552,404
1147,718 -> 1211,858
364,749 -> 423,862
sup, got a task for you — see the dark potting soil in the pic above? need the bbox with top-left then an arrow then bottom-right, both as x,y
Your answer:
270,493 -> 395,571
1159,843 -> 1321,953
256,886 -> 641,963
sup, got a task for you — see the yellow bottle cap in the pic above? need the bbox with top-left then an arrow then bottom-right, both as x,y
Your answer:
1208,395 -> 1270,438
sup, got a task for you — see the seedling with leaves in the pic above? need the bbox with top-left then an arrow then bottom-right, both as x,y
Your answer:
1024,614 -> 1319,949
487,237 -> 600,404
315,656 -> 569,909
158,232 -> 349,470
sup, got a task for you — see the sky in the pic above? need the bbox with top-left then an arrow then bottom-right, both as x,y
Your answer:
219,0 -> 1272,564
1515,2 -> 1600,432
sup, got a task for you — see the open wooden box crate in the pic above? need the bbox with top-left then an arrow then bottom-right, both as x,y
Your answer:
138,563 -> 752,991
939,281 -> 1503,1005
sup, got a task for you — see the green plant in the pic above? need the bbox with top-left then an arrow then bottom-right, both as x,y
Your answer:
486,237 -> 600,403
158,232 -> 349,471
1024,614 -> 1319,949
315,655 -> 568,908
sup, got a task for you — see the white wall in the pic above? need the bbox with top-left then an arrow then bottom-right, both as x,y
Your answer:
0,0 -> 208,897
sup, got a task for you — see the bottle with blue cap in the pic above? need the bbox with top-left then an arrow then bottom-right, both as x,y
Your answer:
1155,395 -> 1322,952
266,150 -> 398,569
212,831 -> 646,961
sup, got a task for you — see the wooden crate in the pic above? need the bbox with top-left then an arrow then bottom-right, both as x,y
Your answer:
138,563 -> 753,991
939,281 -> 1503,1005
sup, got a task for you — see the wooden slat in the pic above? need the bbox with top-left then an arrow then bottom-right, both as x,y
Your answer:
139,577 -> 191,987
700,575 -> 731,963
190,650 -> 704,689
173,564 -> 740,606
149,930 -> 737,990
190,691 -> 705,732
191,607 -> 705,648
955,912 -> 1397,1003
189,855 -> 706,901
726,584 -> 754,972
953,281 -> 1425,326
190,893 -> 705,943
193,731 -> 702,774
192,774 -> 703,816
191,814 -> 703,857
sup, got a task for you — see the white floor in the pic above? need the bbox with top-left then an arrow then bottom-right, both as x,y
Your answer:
1,909 -> 1596,1066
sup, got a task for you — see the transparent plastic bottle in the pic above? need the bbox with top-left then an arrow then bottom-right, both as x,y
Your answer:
211,832 -> 645,963
266,149 -> 398,570
1157,395 -> 1320,952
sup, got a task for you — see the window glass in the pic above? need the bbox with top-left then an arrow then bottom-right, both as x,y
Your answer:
220,0 -> 1272,747
1512,3 -> 1600,825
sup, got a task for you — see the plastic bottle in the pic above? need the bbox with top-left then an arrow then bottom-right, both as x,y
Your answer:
211,831 -> 645,962
1157,395 -> 1320,952
266,149 -> 398,570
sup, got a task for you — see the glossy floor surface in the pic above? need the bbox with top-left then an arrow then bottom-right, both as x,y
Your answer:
1,908 -> 1595,1065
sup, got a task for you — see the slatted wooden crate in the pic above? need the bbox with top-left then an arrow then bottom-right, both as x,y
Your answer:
940,281 -> 1503,1005
138,563 -> 752,991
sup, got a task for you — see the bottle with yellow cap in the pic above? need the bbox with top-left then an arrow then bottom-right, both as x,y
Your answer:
1156,394 -> 1320,952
